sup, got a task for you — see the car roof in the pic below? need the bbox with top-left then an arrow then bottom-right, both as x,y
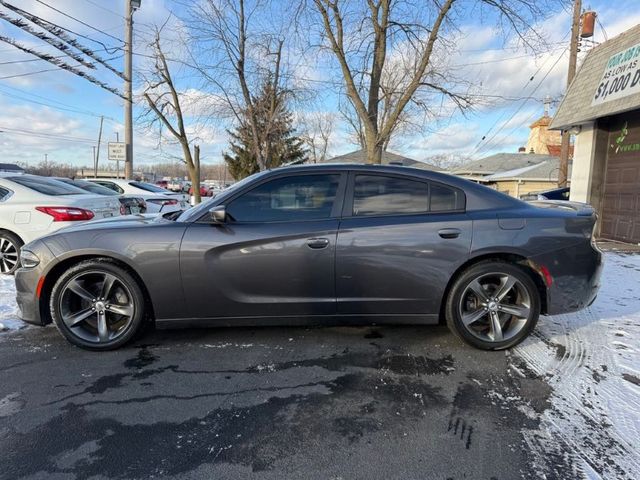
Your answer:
266,163 -> 486,191
86,178 -> 130,183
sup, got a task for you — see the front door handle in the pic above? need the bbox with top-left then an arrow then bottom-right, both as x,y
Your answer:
306,237 -> 330,249
438,228 -> 461,239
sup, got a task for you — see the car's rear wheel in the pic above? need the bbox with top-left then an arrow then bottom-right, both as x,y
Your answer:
50,260 -> 146,350
0,231 -> 22,275
445,261 -> 540,350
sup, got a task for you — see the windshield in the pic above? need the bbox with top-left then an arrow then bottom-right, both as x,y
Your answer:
130,181 -> 171,193
176,170 -> 268,222
9,175 -> 86,196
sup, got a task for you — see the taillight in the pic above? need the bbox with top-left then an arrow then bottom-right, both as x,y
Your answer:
35,206 -> 95,222
147,199 -> 178,206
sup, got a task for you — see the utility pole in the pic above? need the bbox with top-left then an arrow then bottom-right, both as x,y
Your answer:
558,0 -> 582,188
115,132 -> 120,178
95,115 -> 104,177
124,0 -> 139,180
93,146 -> 97,178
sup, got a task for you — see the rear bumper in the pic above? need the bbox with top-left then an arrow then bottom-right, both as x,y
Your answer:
533,241 -> 603,315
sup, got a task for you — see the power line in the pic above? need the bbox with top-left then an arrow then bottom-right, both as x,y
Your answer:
32,0 -> 124,43
0,1 -> 125,78
472,47 -> 569,157
0,85 -> 117,119
469,33 -> 570,157
0,125 -> 97,144
0,67 -> 59,80
0,50 -> 121,66
82,0 -> 124,19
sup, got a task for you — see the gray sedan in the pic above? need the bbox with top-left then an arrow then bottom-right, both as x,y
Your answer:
15,164 -> 603,351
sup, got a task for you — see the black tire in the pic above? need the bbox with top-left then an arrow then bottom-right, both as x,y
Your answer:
445,261 -> 540,350
0,231 -> 22,275
50,259 -> 146,350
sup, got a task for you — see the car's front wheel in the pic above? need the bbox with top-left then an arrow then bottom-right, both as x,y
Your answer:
445,261 -> 540,350
0,231 -> 22,275
50,260 -> 146,350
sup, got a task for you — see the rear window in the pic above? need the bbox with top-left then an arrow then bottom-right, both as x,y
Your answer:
8,176 -> 85,196
72,180 -> 119,196
130,181 -> 170,193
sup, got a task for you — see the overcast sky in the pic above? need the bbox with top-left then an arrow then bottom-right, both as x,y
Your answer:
0,0 -> 638,170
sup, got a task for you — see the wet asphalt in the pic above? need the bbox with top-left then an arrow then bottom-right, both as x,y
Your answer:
0,324 -> 569,480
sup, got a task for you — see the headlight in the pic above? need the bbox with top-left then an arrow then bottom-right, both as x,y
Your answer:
20,250 -> 40,268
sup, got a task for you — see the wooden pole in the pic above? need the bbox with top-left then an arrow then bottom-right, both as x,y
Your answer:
558,0 -> 582,188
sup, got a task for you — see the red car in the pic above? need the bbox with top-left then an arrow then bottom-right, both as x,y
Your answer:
189,184 -> 212,197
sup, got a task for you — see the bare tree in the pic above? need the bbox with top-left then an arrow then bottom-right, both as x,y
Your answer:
140,29 -> 202,203
300,111 -> 336,163
424,153 -> 472,171
187,0 -> 298,172
312,0 -> 554,163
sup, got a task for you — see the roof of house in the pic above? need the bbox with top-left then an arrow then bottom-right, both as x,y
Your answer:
324,149 -> 440,170
0,163 -> 25,172
550,24 -> 640,130
480,158 -> 571,182
452,153 -> 558,175
529,115 -> 552,129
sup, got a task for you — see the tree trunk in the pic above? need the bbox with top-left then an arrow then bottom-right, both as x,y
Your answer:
191,145 -> 201,204
365,139 -> 383,164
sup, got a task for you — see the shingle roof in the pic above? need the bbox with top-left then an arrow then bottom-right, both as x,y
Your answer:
324,149 -> 440,170
550,24 -> 640,130
480,158 -> 572,182
452,153 -> 557,175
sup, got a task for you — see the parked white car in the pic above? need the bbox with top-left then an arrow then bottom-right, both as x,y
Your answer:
0,174 -> 121,274
84,179 -> 189,213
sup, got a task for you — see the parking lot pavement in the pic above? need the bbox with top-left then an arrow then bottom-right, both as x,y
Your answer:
0,323 -> 566,480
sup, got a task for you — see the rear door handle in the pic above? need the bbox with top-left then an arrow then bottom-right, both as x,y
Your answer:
438,228 -> 461,239
306,237 -> 330,249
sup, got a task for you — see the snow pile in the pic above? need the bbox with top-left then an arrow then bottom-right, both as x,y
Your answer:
515,253 -> 640,478
0,275 -> 23,332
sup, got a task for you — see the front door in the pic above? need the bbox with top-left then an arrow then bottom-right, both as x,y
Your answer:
336,173 -> 472,315
180,172 -> 346,319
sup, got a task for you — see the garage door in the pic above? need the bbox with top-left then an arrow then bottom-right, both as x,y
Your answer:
601,115 -> 640,243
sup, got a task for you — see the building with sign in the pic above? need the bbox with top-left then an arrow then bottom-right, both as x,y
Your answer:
551,24 -> 640,244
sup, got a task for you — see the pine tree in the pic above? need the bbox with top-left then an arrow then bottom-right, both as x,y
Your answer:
223,81 -> 307,179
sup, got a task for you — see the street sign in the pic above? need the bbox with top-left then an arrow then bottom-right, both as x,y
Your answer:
108,142 -> 126,161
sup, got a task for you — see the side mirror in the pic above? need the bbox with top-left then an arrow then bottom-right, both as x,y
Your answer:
209,205 -> 226,223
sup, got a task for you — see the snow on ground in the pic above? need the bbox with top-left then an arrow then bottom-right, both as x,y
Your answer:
514,253 -> 640,479
0,274 -> 23,332
0,253 -> 639,477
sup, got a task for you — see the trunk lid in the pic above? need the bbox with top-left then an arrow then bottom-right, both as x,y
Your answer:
69,194 -> 122,219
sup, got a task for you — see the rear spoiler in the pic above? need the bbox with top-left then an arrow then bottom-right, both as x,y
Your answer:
530,200 -> 596,217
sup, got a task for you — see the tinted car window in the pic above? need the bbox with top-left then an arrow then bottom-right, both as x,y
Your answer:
130,181 -> 170,193
0,186 -> 10,201
58,178 -> 119,196
8,176 -> 85,196
93,181 -> 124,194
430,182 -> 463,212
353,175 -> 429,216
227,174 -> 340,222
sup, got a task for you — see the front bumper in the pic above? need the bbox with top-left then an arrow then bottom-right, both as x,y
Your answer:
15,265 -> 46,326
14,239 -> 56,326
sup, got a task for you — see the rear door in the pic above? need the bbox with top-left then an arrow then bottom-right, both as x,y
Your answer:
336,172 -> 472,316
180,172 -> 347,319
